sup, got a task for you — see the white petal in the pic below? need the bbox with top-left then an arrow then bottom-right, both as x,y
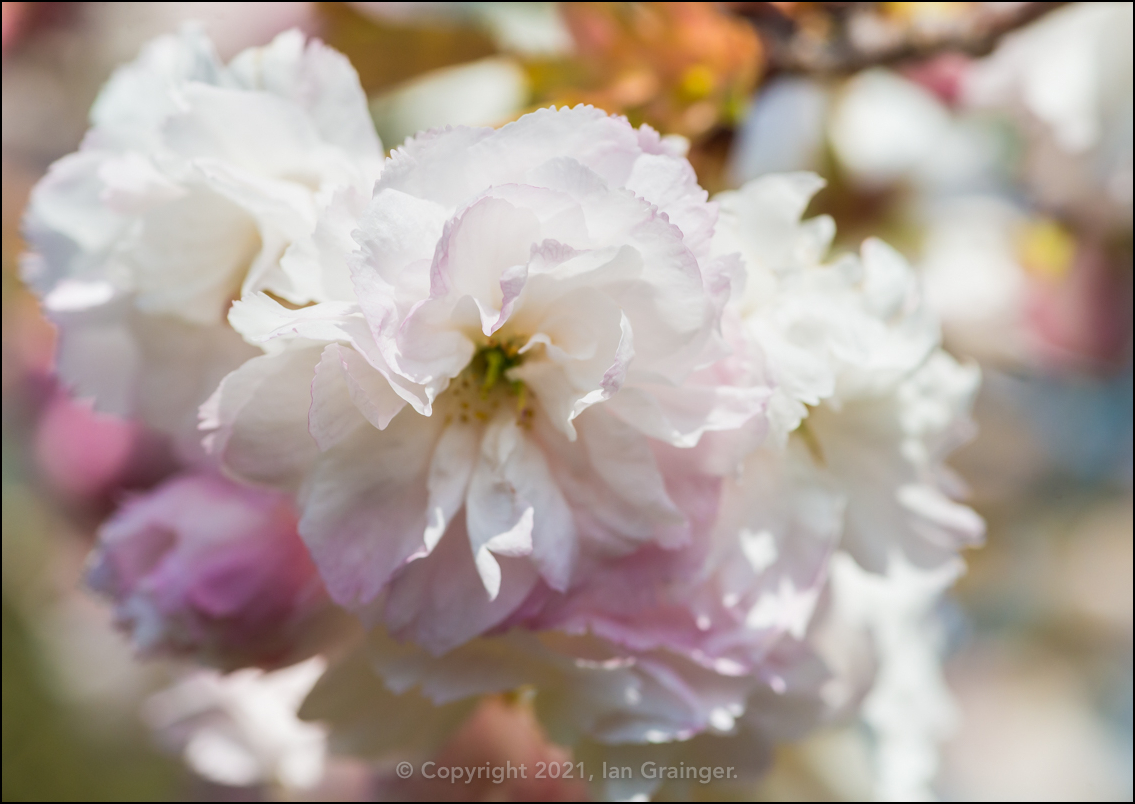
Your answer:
491,420 -> 576,591
309,343 -> 407,451
435,196 -> 540,335
127,186 -> 260,324
423,421 -> 480,552
227,30 -> 383,163
89,28 -> 224,150
465,418 -> 536,596
611,383 -> 768,448
509,288 -> 633,439
277,185 -> 368,303
537,409 -> 686,553
203,347 -> 321,489
299,407 -> 441,607
228,293 -> 432,413
164,83 -> 328,187
22,151 -> 131,293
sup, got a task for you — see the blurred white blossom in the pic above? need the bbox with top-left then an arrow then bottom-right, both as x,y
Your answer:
145,657 -> 328,790
22,28 -> 382,454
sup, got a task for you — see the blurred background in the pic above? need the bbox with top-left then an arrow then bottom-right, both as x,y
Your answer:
2,2 -> 1131,800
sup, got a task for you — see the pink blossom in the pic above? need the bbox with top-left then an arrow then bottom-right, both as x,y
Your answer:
88,472 -> 344,670
34,391 -> 140,502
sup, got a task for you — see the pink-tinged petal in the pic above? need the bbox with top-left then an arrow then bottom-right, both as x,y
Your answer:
376,107 -> 643,210
350,188 -> 447,335
487,106 -> 646,191
383,516 -> 539,655
472,507 -> 533,602
229,293 -> 433,415
478,183 -> 592,248
431,196 -> 540,335
515,161 -> 718,382
575,410 -> 687,544
391,295 -> 479,394
625,152 -> 715,259
700,252 -> 747,317
309,343 -> 407,451
513,243 -> 642,309
712,445 -> 845,640
518,462 -> 727,664
509,474 -> 575,596
613,215 -> 716,384
298,407 -> 442,608
308,344 -> 371,452
532,409 -> 686,557
510,288 -> 633,440
202,348 -> 321,490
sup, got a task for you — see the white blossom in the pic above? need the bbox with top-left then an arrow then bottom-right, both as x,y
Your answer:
22,28 -> 381,452
205,106 -> 766,653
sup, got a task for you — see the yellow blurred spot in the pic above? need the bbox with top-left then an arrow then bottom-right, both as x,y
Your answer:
883,2 -> 972,21
502,685 -> 537,707
679,64 -> 716,102
1018,220 -> 1076,282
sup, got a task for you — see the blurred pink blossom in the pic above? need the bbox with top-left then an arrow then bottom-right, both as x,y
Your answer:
1,2 -> 29,55
1027,240 -> 1134,372
34,392 -> 140,501
901,53 -> 973,108
88,472 -> 347,670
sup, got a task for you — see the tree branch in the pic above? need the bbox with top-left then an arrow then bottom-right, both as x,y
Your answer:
733,2 -> 1069,75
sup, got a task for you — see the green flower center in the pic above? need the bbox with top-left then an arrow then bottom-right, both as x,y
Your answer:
472,339 -> 525,398
444,337 -> 535,426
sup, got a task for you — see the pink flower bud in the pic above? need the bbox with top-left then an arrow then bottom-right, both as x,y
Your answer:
88,473 -> 344,670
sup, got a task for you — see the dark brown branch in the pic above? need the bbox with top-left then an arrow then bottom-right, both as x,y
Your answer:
735,2 -> 1069,76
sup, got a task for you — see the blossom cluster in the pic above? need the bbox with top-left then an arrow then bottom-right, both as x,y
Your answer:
23,29 -> 981,800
